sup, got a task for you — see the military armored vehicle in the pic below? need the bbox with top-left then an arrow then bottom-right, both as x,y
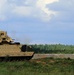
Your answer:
0,30 -> 34,61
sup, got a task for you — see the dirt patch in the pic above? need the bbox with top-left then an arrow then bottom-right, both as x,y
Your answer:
33,54 -> 74,59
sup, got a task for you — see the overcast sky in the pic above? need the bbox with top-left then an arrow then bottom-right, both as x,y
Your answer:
0,0 -> 74,45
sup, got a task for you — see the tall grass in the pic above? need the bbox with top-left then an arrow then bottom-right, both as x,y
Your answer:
0,58 -> 74,75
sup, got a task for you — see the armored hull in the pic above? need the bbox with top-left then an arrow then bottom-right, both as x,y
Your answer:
0,44 -> 34,60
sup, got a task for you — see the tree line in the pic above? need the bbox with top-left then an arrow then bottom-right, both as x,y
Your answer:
30,44 -> 74,54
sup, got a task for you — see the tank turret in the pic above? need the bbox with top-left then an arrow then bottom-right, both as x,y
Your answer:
0,31 -> 13,44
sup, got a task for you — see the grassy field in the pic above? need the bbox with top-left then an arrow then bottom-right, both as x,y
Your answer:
0,58 -> 74,75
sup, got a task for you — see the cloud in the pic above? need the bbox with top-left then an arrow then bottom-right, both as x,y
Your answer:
12,6 -> 32,16
36,0 -> 58,15
0,0 -> 59,21
1,0 -> 74,22
48,0 -> 74,22
0,0 -> 7,20
35,0 -> 59,21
